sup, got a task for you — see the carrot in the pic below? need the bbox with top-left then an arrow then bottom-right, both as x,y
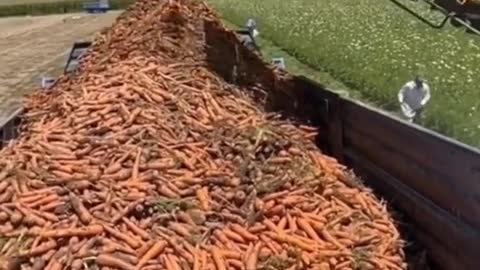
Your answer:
46,257 -> 63,270
297,218 -> 323,243
0,180 -> 9,193
169,222 -> 191,237
15,203 -> 46,226
222,229 -> 245,243
136,240 -> 167,269
122,217 -> 150,241
196,186 -> 210,211
320,229 -> 346,250
259,235 -> 279,255
158,185 -> 180,199
193,246 -> 201,270
97,253 -> 136,270
19,193 -> 46,205
19,240 -> 57,257
263,219 -> 280,233
36,224 -> 104,238
266,231 -> 317,252
230,224 -> 258,241
69,193 -> 92,225
248,224 -> 266,234
245,242 -> 262,270
277,217 -> 287,230
168,254 -> 182,270
130,148 -> 142,182
112,198 -> 145,224
105,163 -> 123,174
162,255 -> 175,270
211,247 -> 227,270
104,225 -> 141,249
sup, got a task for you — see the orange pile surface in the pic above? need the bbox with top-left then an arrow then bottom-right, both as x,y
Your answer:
0,0 -> 406,269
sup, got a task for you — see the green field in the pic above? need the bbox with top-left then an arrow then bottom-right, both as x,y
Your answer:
208,0 -> 480,147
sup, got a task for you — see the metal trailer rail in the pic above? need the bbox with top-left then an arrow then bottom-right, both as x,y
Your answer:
390,0 -> 480,35
1,22 -> 479,270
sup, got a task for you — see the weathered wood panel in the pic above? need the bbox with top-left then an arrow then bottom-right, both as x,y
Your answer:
344,147 -> 480,269
342,100 -> 480,230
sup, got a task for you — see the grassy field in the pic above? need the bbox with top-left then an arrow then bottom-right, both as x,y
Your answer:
0,11 -> 120,123
208,0 -> 480,147
0,0 -> 66,5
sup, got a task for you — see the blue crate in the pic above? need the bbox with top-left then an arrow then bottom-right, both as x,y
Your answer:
83,0 -> 110,13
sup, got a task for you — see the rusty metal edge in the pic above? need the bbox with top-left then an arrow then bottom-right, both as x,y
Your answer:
0,106 -> 23,132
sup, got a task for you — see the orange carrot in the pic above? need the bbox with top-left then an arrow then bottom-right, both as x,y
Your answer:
97,253 -> 136,270
196,186 -> 210,211
211,247 -> 227,270
297,218 -> 323,243
112,198 -> 145,224
158,185 -> 180,199
36,224 -> 103,238
230,224 -> 258,241
169,222 -> 191,237
193,246 -> 201,270
266,231 -> 316,252
263,219 -> 280,233
19,240 -> 57,257
137,241 -> 167,269
321,229 -> 345,250
122,217 -> 150,241
103,225 -> 141,249
245,242 -> 262,270
222,229 -> 245,243
277,217 -> 287,230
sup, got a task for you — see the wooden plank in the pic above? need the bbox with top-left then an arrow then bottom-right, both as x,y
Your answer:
293,77 -> 343,161
344,148 -> 480,268
343,124 -> 477,230
415,228 -> 476,270
342,99 -> 480,229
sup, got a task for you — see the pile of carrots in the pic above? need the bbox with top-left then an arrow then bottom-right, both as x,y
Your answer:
0,0 -> 407,269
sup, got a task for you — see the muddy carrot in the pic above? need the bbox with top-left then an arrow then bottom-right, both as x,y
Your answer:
69,193 -> 92,225
97,254 -> 136,270
16,203 -> 46,226
137,240 -> 167,269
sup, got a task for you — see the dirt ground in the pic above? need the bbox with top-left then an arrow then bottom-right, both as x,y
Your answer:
0,11 -> 120,125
